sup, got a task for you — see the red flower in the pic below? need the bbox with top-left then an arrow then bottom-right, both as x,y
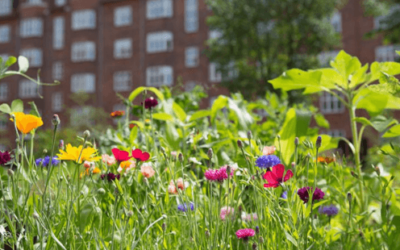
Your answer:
110,110 -> 125,118
263,164 -> 293,188
132,149 -> 150,162
143,97 -> 158,109
129,123 -> 138,129
111,148 -> 131,162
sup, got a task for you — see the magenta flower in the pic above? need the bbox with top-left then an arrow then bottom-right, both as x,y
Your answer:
143,97 -> 158,109
204,167 -> 229,182
297,187 -> 325,204
0,151 -> 11,165
263,164 -> 293,188
236,229 -> 255,241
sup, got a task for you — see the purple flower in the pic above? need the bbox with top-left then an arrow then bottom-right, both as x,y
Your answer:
0,151 -> 11,165
319,205 -> 339,216
281,191 -> 288,199
297,187 -> 325,204
101,172 -> 121,182
255,155 -> 280,169
177,203 -> 194,212
35,156 -> 59,167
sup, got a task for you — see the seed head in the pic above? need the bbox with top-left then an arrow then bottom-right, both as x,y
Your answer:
207,148 -> 213,159
52,114 -> 60,126
127,211 -> 134,217
178,153 -> 184,162
33,211 -> 39,220
83,130 -> 91,139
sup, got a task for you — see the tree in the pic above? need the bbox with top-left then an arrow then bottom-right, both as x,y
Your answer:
206,0 -> 342,99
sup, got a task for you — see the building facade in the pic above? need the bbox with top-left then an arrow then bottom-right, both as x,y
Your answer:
0,0 -> 398,150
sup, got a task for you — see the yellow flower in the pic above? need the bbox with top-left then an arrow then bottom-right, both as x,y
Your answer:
57,144 -> 102,163
11,112 -> 43,134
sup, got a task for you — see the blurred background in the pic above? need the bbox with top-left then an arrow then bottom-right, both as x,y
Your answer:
0,0 -> 399,154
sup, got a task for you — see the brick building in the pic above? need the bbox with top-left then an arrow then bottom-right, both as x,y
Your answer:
0,0 -> 398,150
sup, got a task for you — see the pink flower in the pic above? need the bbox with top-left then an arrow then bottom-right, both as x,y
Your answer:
205,167 -> 229,182
220,206 -> 235,221
241,212 -> 258,222
236,229 -> 255,240
262,146 -> 276,156
263,164 -> 293,188
168,178 -> 185,194
141,164 -> 155,178
112,148 -> 131,162
84,161 -> 94,169
132,149 -> 150,162
102,154 -> 116,166
220,165 -> 237,176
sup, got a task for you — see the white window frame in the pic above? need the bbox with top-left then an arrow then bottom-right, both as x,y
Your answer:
71,41 -> 96,62
19,80 -> 41,98
320,92 -> 344,114
20,48 -> 42,67
114,6 -> 132,27
55,0 -> 66,7
114,71 -> 132,92
147,0 -> 173,19
146,66 -> 173,87
52,92 -> 63,112
72,10 -> 96,30
185,0 -> 198,33
185,47 -> 199,68
53,16 -> 65,49
0,0 -> 12,16
114,39 -> 132,59
20,18 -> 43,38
0,83 -> 8,101
71,73 -> 96,93
52,62 -> 63,80
147,31 -> 173,53
209,63 -> 222,82
27,0 -> 43,5
0,25 -> 10,43
375,45 -> 400,62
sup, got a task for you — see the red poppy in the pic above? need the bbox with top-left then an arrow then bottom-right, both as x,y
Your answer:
263,164 -> 293,188
111,148 -> 131,162
132,149 -> 150,162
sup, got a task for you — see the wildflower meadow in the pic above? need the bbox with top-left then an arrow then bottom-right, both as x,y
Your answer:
1,51 -> 400,249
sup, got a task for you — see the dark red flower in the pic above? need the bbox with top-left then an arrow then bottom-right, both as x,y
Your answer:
101,172 -> 120,182
0,151 -> 11,165
143,97 -> 158,109
297,187 -> 325,204
263,164 -> 293,188
132,149 -> 150,162
110,110 -> 125,118
111,148 -> 131,162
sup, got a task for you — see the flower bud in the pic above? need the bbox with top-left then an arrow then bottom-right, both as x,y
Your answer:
252,243 -> 258,250
52,114 -> 60,126
59,140 -> 64,150
259,236 -> 264,244
291,162 -> 295,169
294,137 -> 299,146
316,136 -> 322,149
83,130 -> 91,139
97,188 -> 106,195
178,153 -> 184,162
351,171 -> 358,179
207,148 -> 213,159
7,169 -> 14,177
162,223 -> 166,232
237,140 -> 243,148
43,149 -> 48,154
255,226 -> 259,234
347,192 -> 352,203
205,230 -> 210,238
247,131 -> 252,140
33,211 -> 39,220
127,210 -> 134,217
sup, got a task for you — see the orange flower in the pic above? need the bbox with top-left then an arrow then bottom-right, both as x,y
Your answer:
11,112 -> 43,134
111,110 -> 125,118
317,156 -> 335,164
168,178 -> 185,194
141,164 -> 155,178
262,146 -> 276,156
117,160 -> 136,173
80,167 -> 101,178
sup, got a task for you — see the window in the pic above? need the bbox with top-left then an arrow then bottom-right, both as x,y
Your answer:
52,62 -> 63,80
146,66 -> 173,87
147,31 -> 173,53
185,47 -> 199,67
114,6 -> 132,27
27,0 -> 42,5
70,106 -> 92,127
72,10 -> 96,30
72,41 -> 96,62
185,0 -> 198,32
19,80 -> 40,98
0,0 -> 12,16
20,18 -> 43,38
71,74 -> 95,93
53,17 -> 64,49
20,48 -> 42,67
330,11 -> 342,33
325,129 -> 346,138
55,0 -> 66,7
209,63 -> 221,82
0,25 -> 10,43
114,39 -> 132,59
375,45 -> 400,62
0,83 -> 8,101
114,71 -> 132,92
320,92 -> 344,114
52,92 -> 63,112
147,0 -> 172,19
318,50 -> 339,67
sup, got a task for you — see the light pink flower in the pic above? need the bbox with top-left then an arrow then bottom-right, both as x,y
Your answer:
241,212 -> 258,221
141,164 -> 155,178
84,161 -> 94,169
102,154 -> 116,166
168,178 -> 185,194
220,206 -> 235,221
262,146 -> 276,156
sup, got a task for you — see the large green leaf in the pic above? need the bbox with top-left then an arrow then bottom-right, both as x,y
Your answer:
275,108 -> 312,165
172,102 -> 186,122
382,124 -> 400,138
189,110 -> 211,121
0,104 -> 11,114
368,62 -> 400,83
11,99 -> 23,113
211,96 -> 228,123
269,69 -> 323,93
152,113 -> 174,122
353,88 -> 392,116
128,87 -> 165,102
330,50 -> 361,83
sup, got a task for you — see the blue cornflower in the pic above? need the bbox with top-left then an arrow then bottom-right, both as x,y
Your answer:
177,203 -> 194,212
35,156 -> 59,167
255,155 -> 280,169
319,205 -> 339,217
281,191 -> 288,199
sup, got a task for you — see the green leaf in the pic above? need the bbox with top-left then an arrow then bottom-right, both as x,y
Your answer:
353,88 -> 391,116
146,87 -> 165,101
128,87 -> 146,102
269,69 -> 324,93
18,56 -> 29,73
331,50 -> 361,82
382,124 -> 400,138
28,102 -> 41,117
189,110 -> 211,121
368,62 -> 400,83
314,113 -> 330,129
211,96 -> 228,123
227,98 -> 253,129
152,113 -> 174,122
129,125 -> 138,142
349,64 -> 369,88
5,56 -> 16,67
11,99 -> 23,113
0,104 -> 11,114
172,102 -> 187,122
130,121 -> 144,129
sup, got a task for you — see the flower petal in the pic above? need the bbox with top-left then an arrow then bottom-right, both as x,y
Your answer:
284,169 -> 294,182
140,152 -> 150,161
264,183 -> 279,188
132,149 -> 143,159
263,171 -> 279,185
272,163 -> 285,179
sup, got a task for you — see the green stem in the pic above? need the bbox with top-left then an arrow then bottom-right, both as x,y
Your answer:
42,124 -> 58,213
